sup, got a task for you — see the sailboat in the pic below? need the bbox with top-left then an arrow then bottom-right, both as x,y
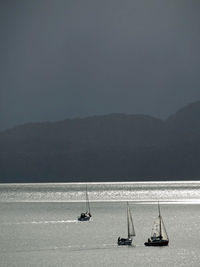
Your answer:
144,202 -> 169,246
78,185 -> 92,221
118,202 -> 136,246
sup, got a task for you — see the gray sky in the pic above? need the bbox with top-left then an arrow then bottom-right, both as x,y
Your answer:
1,0 -> 200,130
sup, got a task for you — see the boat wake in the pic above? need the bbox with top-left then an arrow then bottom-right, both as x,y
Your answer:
0,243 -> 117,254
4,220 -> 77,225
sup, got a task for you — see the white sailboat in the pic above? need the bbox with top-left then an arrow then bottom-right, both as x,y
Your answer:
118,202 -> 136,246
144,202 -> 169,246
78,185 -> 92,221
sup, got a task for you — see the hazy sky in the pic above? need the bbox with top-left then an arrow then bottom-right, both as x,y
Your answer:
1,0 -> 200,130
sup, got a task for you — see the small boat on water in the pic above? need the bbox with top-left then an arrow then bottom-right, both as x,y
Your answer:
78,185 -> 92,221
118,202 -> 136,246
144,202 -> 169,246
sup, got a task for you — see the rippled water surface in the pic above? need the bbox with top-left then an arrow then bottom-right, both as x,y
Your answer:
1,182 -> 200,267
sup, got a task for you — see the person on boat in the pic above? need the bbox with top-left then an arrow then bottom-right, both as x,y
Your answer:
152,233 -> 157,241
88,212 -> 92,217
118,237 -> 120,242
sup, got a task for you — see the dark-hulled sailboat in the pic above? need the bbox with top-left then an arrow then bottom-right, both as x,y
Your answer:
118,202 -> 136,246
78,185 -> 92,221
144,202 -> 169,246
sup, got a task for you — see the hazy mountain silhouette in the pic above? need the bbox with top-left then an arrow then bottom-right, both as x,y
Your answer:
167,101 -> 200,133
1,101 -> 200,182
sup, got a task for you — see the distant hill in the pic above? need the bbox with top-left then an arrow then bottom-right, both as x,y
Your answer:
1,101 -> 200,182
167,101 -> 200,133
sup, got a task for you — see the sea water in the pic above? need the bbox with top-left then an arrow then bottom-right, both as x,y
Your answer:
0,182 -> 200,267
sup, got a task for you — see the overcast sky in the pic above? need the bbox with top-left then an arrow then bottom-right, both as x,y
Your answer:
1,0 -> 200,130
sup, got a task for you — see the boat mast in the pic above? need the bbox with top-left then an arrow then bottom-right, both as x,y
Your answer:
85,185 -> 88,213
127,202 -> 130,238
85,184 -> 90,213
158,201 -> 162,239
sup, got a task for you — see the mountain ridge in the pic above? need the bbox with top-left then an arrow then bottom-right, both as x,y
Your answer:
1,101 -> 200,182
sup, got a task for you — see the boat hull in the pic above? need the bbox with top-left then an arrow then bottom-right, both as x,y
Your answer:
78,213 -> 91,221
78,216 -> 91,221
144,240 -> 169,246
118,238 -> 132,246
